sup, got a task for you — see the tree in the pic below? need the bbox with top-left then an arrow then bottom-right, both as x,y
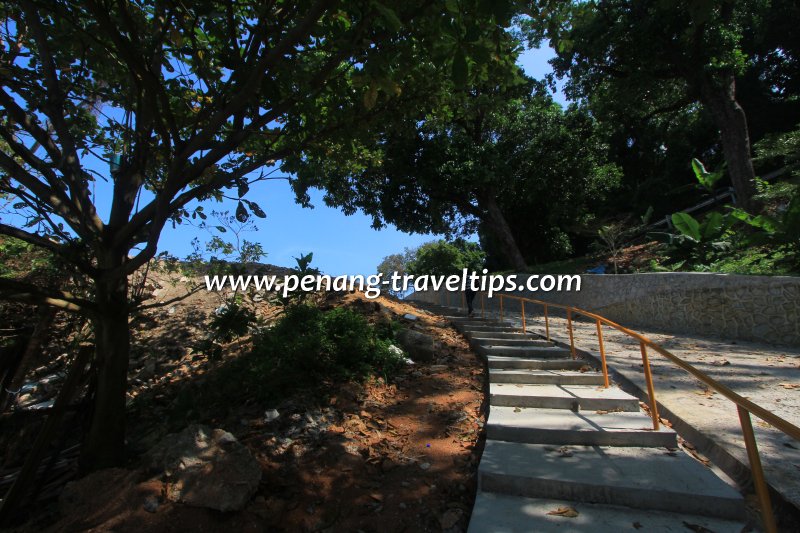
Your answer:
524,0 -> 784,211
406,238 -> 485,276
0,0 -> 521,479
290,78 -> 620,270
376,247 -> 415,296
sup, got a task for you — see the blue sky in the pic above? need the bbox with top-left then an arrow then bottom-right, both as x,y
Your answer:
150,45 -> 568,276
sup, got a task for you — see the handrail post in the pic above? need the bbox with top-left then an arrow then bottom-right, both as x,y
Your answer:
544,304 -> 550,341
639,341 -> 660,430
738,406 -> 778,533
567,309 -> 576,359
521,301 -> 526,334
596,319 -> 610,388
500,296 -> 504,322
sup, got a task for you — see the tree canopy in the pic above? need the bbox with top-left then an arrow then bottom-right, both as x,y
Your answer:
291,75 -> 620,270
406,239 -> 485,276
523,0 -> 800,212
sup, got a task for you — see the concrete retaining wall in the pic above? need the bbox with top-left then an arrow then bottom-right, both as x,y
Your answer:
414,273 -> 800,346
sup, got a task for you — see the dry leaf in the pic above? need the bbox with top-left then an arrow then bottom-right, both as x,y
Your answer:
682,522 -> 714,533
780,383 -> 800,390
557,446 -> 573,458
547,506 -> 579,518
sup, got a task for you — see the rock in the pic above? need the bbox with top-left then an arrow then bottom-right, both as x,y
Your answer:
145,424 -> 261,512
419,462 -> 431,471
440,509 -> 462,529
403,313 -> 418,321
143,496 -> 160,513
396,329 -> 436,363
264,408 -> 280,422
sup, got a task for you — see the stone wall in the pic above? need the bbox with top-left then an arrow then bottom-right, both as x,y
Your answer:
414,273 -> 800,346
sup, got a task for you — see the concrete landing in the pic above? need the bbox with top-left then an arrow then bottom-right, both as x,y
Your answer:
490,383 -> 640,411
486,406 -> 676,447
478,440 -> 745,520
468,493 -> 746,533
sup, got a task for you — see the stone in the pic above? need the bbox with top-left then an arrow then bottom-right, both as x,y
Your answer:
403,313 -> 418,321
265,409 -> 280,422
145,424 -> 261,512
143,496 -> 160,513
396,329 -> 436,363
440,509 -> 462,529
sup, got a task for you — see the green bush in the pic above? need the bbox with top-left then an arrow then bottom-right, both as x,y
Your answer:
252,305 -> 405,383
208,297 -> 257,342
160,304 -> 406,424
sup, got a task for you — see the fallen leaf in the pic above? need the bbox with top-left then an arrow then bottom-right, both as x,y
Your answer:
780,383 -> 800,390
710,359 -> 730,366
557,446 -> 573,458
547,506 -> 579,518
682,522 -> 714,533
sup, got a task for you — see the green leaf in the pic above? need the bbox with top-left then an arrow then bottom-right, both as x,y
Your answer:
691,158 -> 724,192
235,201 -> 249,223
701,211 -> 723,239
452,48 -> 468,86
372,2 -> 402,32
245,199 -> 267,218
363,85 -> 378,110
671,212 -> 701,241
238,181 -> 249,198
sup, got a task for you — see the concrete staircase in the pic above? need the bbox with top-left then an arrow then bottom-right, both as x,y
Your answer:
420,304 -> 749,532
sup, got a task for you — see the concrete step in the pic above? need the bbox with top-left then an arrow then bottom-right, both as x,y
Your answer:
487,406 -> 677,447
464,330 -> 545,340
470,337 -> 552,347
460,325 -> 523,333
487,356 -> 586,371
468,493 -> 746,533
490,383 -> 639,412
478,440 -> 745,520
489,369 -> 604,386
468,332 -> 546,340
446,316 -> 511,325
477,345 -> 571,358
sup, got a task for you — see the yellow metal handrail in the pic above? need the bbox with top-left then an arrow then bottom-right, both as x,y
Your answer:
446,290 -> 800,533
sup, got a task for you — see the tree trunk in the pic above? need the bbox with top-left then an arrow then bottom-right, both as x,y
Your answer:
481,193 -> 528,271
699,71 -> 760,212
79,271 -> 130,472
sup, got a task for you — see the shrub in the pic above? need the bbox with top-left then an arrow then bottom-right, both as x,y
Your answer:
252,305 -> 406,383
208,297 -> 257,342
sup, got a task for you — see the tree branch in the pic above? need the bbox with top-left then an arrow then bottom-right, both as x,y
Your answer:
0,278 -> 97,317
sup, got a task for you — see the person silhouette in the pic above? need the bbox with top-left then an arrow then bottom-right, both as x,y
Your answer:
465,287 -> 477,317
